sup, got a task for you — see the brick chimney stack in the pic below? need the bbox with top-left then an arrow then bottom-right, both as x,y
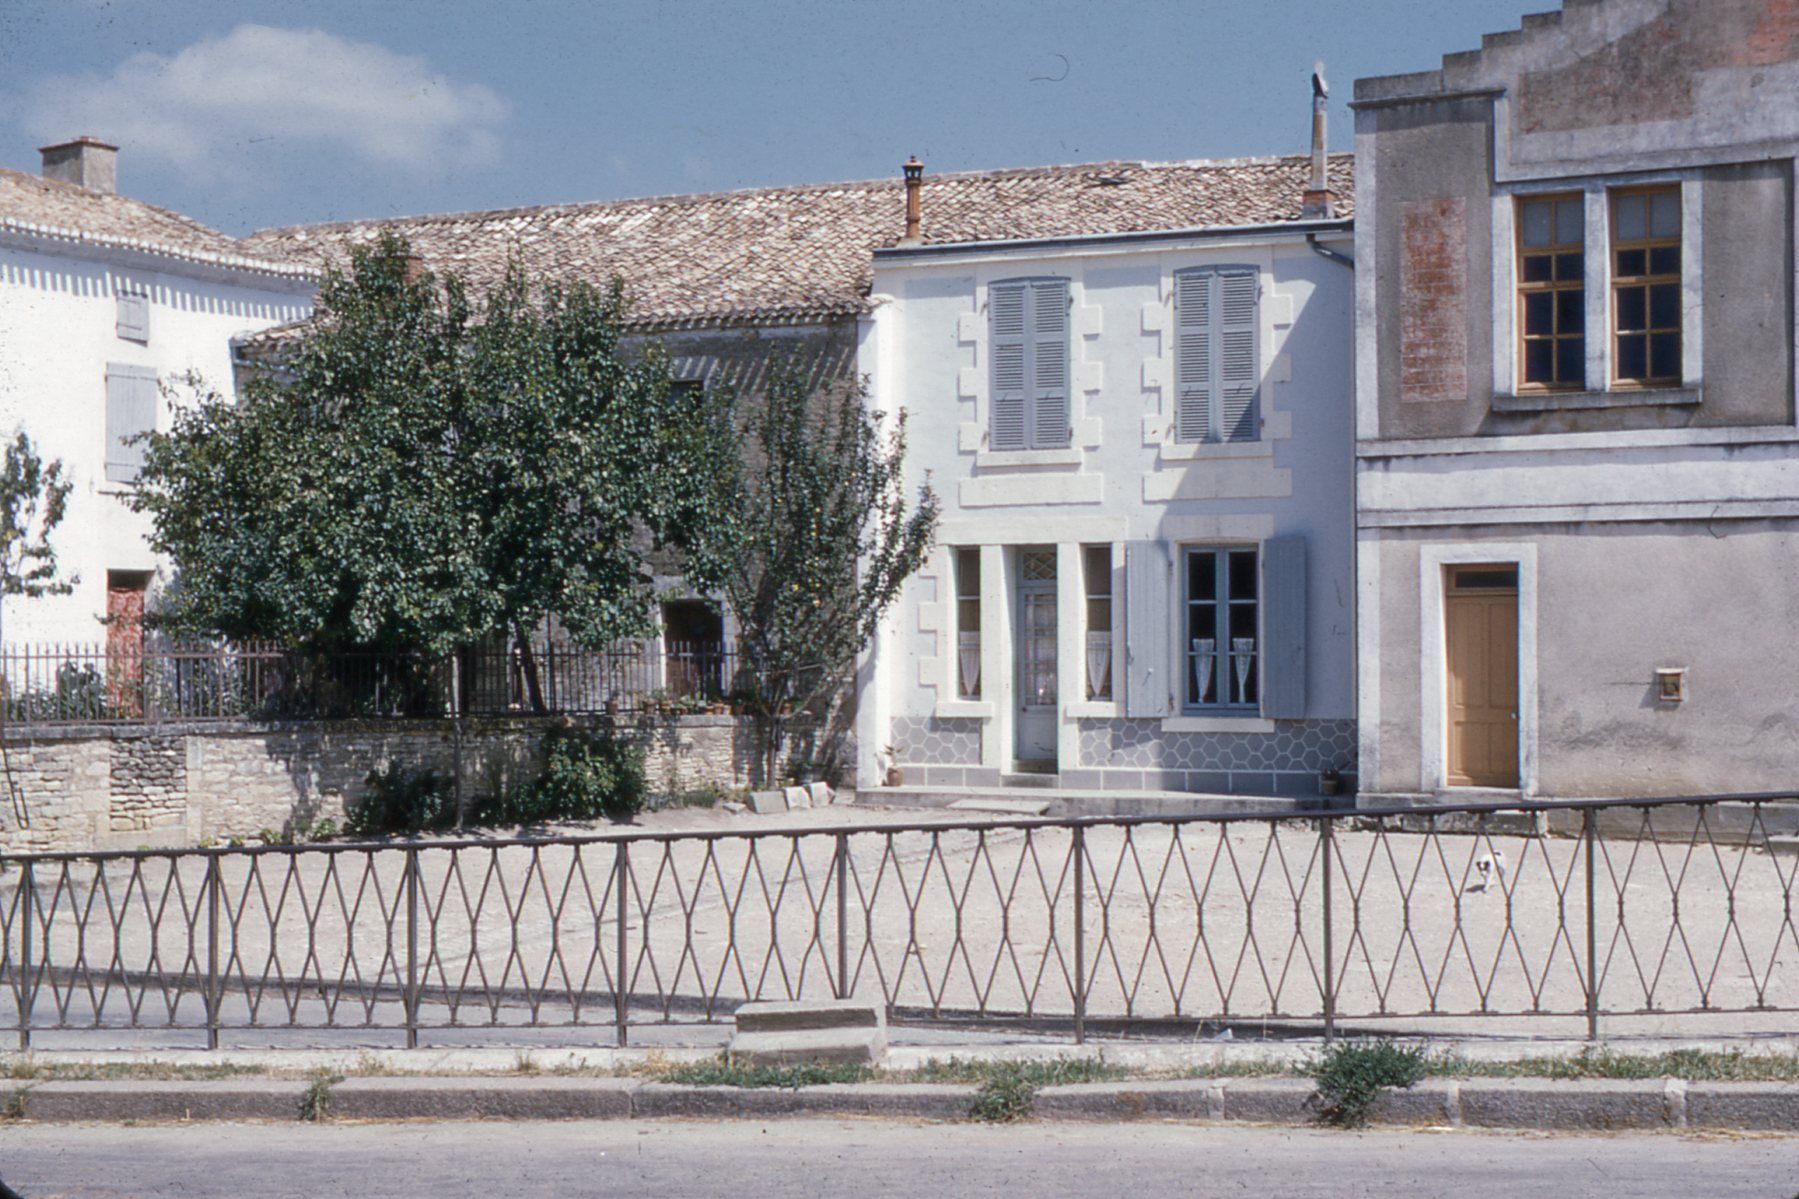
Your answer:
40,137 -> 119,195
1301,63 -> 1336,220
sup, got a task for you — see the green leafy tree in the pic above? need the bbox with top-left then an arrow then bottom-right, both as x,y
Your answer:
131,233 -> 725,708
688,367 -> 938,783
0,431 -> 74,608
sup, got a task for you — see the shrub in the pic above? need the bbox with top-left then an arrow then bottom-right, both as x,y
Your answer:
1311,1040 -> 1429,1128
476,726 -> 647,825
347,763 -> 455,837
968,1063 -> 1036,1123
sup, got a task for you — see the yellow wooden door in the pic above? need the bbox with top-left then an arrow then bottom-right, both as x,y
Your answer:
1445,570 -> 1519,788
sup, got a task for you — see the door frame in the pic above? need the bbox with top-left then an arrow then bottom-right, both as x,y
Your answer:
1418,543 -> 1538,795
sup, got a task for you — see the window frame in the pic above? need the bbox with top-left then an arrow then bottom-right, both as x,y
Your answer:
1181,545 -> 1260,714
954,547 -> 982,700
1608,184 -> 1683,390
1081,544 -> 1112,701
1513,192 -> 1586,393
986,276 -> 1072,452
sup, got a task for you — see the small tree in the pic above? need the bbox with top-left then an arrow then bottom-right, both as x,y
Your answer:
689,367 -> 938,783
0,430 -> 74,826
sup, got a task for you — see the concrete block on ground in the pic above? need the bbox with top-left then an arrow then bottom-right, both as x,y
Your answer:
328,1076 -> 635,1121
734,998 -> 885,1034
1367,1080 -> 1457,1126
1459,1079 -> 1668,1130
728,1026 -> 887,1067
21,1080 -> 309,1123
1685,1083 -> 1799,1131
1219,1078 -> 1319,1124
806,781 -> 834,807
1034,1080 -> 1219,1122
747,790 -> 786,814
948,798 -> 1051,816
783,786 -> 811,810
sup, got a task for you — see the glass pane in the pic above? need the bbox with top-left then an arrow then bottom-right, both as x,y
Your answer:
1521,200 -> 1552,248
1555,288 -> 1585,333
959,598 -> 981,632
1556,337 -> 1585,386
1616,193 -> 1647,241
1524,339 -> 1553,383
1086,598 -> 1111,632
1521,253 -> 1553,284
1188,551 -> 1216,602
1555,252 -> 1584,282
1651,332 -> 1681,380
1616,286 -> 1647,332
1524,291 -> 1554,336
1649,246 -> 1680,276
1649,283 -> 1680,330
957,548 -> 980,598
1650,190 -> 1681,238
1021,549 -> 1056,581
1228,550 -> 1258,601
1555,199 -> 1584,245
1083,545 -> 1110,597
1617,333 -> 1648,380
1616,248 -> 1647,277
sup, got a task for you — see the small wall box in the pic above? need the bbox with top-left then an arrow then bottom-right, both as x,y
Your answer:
1655,668 -> 1686,703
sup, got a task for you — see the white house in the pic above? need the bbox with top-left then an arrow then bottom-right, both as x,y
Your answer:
0,138 -> 316,649
857,152 -> 1359,798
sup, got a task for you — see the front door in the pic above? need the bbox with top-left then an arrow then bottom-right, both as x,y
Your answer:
1445,565 -> 1520,788
1015,550 -> 1058,769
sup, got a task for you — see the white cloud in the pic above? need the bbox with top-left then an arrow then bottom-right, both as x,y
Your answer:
21,24 -> 510,182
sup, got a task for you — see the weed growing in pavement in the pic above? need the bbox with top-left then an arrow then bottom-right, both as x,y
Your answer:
967,1064 -> 1037,1123
2,1089 -> 24,1121
1311,1040 -> 1429,1128
299,1072 -> 342,1122
656,1056 -> 873,1089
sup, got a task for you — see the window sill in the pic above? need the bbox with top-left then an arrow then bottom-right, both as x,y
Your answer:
1493,387 -> 1700,413
974,447 -> 1082,469
1066,700 -> 1119,719
934,700 -> 993,719
1158,439 -> 1272,462
1161,715 -> 1276,734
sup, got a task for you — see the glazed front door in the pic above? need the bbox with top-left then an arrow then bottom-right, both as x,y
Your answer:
1015,561 -> 1058,769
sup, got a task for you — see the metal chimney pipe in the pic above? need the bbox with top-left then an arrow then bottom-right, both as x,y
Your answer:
902,156 -> 923,243
1302,62 -> 1335,220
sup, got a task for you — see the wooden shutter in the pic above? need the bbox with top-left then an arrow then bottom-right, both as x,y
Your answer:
1123,540 -> 1172,718
989,283 -> 1028,450
1029,280 -> 1070,448
1174,271 -> 1213,442
1260,535 -> 1307,719
105,364 -> 158,483
1219,271 -> 1260,443
116,292 -> 149,342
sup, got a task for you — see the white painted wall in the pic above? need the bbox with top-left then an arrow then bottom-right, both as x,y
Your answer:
0,233 -> 314,643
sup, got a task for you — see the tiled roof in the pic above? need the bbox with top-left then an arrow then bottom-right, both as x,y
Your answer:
0,167 -> 316,279
239,153 -> 1353,332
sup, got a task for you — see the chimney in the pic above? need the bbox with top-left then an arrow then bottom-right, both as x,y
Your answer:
40,136 -> 119,195
1301,63 -> 1336,220
901,156 -> 923,243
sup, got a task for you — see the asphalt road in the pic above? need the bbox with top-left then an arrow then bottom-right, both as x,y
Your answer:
2,1120 -> 1796,1198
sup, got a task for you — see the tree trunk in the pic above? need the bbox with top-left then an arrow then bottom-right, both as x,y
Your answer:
514,620 -> 546,713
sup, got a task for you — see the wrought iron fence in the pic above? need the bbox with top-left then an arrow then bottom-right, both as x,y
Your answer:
0,640 -> 740,727
1,792 -> 1795,1048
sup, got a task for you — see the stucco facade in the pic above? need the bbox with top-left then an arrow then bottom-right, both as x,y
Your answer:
1353,0 -> 1799,800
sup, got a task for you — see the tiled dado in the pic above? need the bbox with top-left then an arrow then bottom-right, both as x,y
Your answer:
1077,718 -> 1356,775
890,715 -> 982,767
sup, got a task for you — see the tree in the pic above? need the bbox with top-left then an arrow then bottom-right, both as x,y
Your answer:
687,366 -> 938,783
0,430 -> 73,827
131,233 -> 725,709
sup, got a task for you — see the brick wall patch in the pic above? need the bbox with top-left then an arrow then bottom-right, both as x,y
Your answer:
1400,197 -> 1468,404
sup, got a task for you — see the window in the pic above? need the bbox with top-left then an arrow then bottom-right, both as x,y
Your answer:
989,279 -> 1070,450
116,292 -> 149,343
954,547 -> 981,699
1174,267 -> 1259,443
1611,186 -> 1682,387
104,363 -> 158,483
1082,545 -> 1112,700
1516,195 -> 1585,390
1184,548 -> 1258,709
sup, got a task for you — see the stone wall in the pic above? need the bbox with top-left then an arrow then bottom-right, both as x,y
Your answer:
0,714 -> 825,854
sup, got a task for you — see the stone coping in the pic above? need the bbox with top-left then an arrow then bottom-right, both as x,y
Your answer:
0,712 -> 757,742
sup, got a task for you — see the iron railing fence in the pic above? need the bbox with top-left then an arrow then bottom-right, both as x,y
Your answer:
2,792 -> 1795,1048
0,640 -> 741,727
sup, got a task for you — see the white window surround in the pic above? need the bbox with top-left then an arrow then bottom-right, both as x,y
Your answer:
975,447 -> 1084,468
1161,715 -> 1276,734
1491,173 -> 1703,400
1417,542 -> 1539,797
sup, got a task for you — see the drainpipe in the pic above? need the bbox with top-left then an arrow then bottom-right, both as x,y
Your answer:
1308,233 -> 1354,270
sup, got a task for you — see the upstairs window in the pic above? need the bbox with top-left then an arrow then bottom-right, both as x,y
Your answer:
1516,195 -> 1585,390
989,278 -> 1070,451
1611,186 -> 1682,387
116,291 -> 149,343
105,363 -> 158,484
1174,267 -> 1260,443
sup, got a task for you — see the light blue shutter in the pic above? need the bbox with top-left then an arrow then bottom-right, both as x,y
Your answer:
1219,271 -> 1260,443
116,292 -> 149,342
1124,540 -> 1171,717
1173,271 -> 1213,443
1260,535 -> 1307,719
105,364 -> 158,483
1030,280 -> 1070,448
989,283 -> 1028,450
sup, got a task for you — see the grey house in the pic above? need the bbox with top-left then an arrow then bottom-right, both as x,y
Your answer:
1353,0 -> 1799,801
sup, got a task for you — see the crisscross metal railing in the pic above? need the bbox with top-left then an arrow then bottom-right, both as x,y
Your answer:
2,792 -> 1796,1047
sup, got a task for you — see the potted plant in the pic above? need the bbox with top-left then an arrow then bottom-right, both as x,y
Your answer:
1319,767 -> 1344,797
882,744 -> 904,788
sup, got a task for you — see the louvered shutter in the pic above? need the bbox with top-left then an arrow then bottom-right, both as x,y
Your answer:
116,293 -> 149,343
1029,280 -> 1070,448
1260,535 -> 1307,719
105,364 -> 158,483
1123,540 -> 1172,718
989,283 -> 1028,450
1219,271 -> 1260,443
1173,271 -> 1213,443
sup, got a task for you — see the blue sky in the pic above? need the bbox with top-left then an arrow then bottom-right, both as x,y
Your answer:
2,1 -> 1543,235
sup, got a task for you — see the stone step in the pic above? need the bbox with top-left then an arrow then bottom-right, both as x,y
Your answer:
727,1025 -> 887,1068
733,998 -> 886,1034
999,772 -> 1060,789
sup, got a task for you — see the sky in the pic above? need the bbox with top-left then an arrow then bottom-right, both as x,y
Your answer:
1,0 -> 1546,236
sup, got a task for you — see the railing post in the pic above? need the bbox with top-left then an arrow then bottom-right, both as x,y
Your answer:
1321,814 -> 1336,1044
205,854 -> 221,1050
614,842 -> 630,1047
405,847 -> 421,1050
1072,825 -> 1086,1045
834,833 -> 849,1001
1584,808 -> 1599,1042
16,860 -> 32,1051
